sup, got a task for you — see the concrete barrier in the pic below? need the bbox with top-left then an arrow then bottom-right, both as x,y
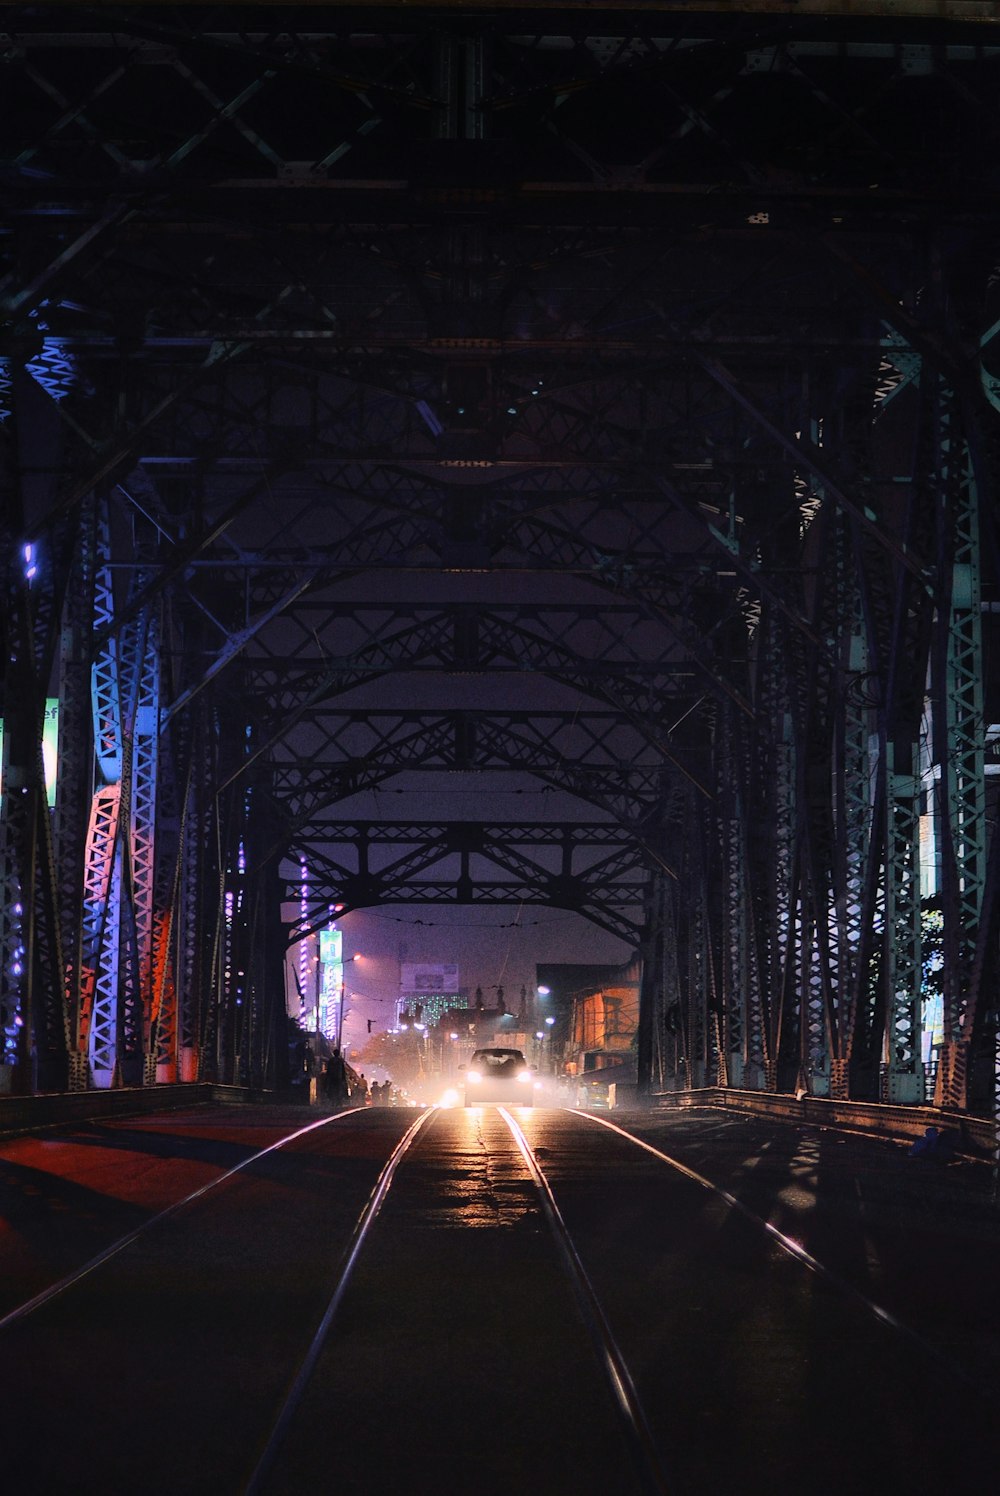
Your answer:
0,1082 -> 263,1138
650,1085 -> 997,1159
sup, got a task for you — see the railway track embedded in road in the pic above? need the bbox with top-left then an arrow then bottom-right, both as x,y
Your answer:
1,1102 -> 995,1495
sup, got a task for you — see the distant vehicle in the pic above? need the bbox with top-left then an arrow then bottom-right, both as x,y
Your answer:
575,1074 -> 611,1110
463,1047 -> 534,1106
574,1055 -> 634,1110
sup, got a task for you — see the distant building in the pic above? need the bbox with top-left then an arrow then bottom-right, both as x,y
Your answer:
571,984 -> 639,1060
535,959 -> 641,1079
396,992 -> 458,1028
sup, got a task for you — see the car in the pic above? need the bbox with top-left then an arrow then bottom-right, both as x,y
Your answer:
463,1047 -> 534,1106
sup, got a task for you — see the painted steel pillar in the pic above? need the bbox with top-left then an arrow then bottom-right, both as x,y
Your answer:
829,566 -> 874,1100
930,382 -> 987,1110
884,744 -> 925,1103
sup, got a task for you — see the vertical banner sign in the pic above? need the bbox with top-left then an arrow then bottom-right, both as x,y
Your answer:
320,926 -> 343,1039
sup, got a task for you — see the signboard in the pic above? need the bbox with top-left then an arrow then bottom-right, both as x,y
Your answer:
320,927 -> 342,964
401,962 -> 459,994
0,698 -> 59,808
319,926 -> 344,1040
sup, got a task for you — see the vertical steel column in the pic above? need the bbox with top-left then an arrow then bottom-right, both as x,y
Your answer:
740,722 -> 769,1093
883,742 -> 924,1101
794,447 -> 835,1100
851,340 -> 937,1102
79,785 -> 123,1085
931,381 -> 986,1109
78,497 -> 125,1086
200,752 -> 232,1083
672,792 -> 705,1091
646,870 -> 677,1092
748,605 -> 797,1092
720,705 -> 749,1088
55,498 -> 97,1090
126,609 -> 160,1084
177,756 -> 205,1081
830,541 -> 874,1099
433,32 -> 487,142
113,603 -> 155,1086
686,899 -> 708,1090
635,873 -> 659,1100
771,709 -> 798,1093
151,739 -> 194,1082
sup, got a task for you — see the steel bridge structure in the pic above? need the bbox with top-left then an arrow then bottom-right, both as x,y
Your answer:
1,2 -> 998,1121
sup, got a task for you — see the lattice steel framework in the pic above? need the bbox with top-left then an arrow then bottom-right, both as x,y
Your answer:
0,3 -> 997,1115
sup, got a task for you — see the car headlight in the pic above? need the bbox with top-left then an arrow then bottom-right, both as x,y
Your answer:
516,1070 -> 532,1084
466,1070 -> 482,1083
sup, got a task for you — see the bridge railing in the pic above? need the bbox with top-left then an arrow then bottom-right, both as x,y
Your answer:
650,1086 -> 998,1161
0,1083 -> 262,1140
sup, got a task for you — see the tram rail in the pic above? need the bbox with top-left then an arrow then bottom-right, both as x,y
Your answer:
0,1101 -> 995,1494
0,1108 -> 353,1333
245,1107 -> 436,1495
499,1107 -> 672,1496
577,1110 -> 990,1394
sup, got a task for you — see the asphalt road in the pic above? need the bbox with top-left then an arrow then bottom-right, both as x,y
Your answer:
0,1102 -> 996,1495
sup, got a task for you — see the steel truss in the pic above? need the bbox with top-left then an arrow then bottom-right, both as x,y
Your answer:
0,5 -> 997,1118
285,820 -> 651,948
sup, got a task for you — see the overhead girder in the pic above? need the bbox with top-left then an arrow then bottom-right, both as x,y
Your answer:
284,820 -> 651,948
237,604 -> 706,757
265,708 -> 685,833
3,14 -> 999,228
140,466 -> 769,736
100,448 -> 872,753
237,599 -> 687,674
26,341 -> 887,476
13,335 -> 932,743
6,244 -> 937,726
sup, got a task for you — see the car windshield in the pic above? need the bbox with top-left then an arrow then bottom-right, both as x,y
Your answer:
471,1048 -> 525,1076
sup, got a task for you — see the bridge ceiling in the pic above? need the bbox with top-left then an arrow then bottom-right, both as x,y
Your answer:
3,3 -> 999,940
